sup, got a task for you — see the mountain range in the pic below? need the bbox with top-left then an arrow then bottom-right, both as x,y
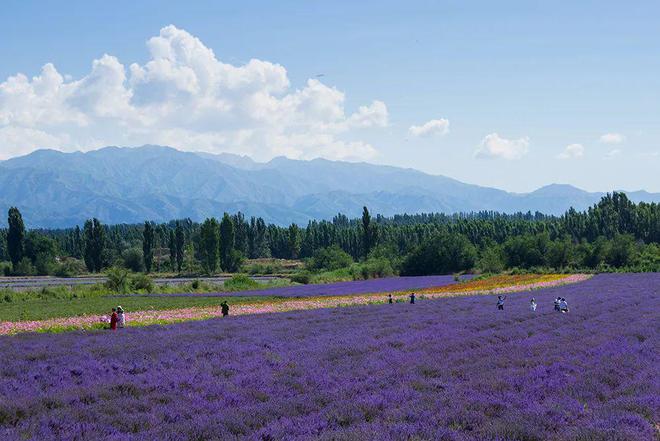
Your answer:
0,145 -> 658,228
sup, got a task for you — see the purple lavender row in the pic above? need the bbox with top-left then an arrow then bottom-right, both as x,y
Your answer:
111,274 -> 471,298
1,273 -> 658,440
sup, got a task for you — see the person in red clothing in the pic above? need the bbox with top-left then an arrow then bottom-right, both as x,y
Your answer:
110,308 -> 118,330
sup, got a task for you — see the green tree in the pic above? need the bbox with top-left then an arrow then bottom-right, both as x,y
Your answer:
545,237 -> 574,269
83,218 -> 105,272
503,234 -> 548,269
122,247 -> 145,272
307,245 -> 354,271
478,245 -> 505,273
24,232 -> 58,275
361,206 -> 377,258
175,221 -> 185,272
219,213 -> 235,271
607,234 -> 635,267
142,221 -> 155,273
401,233 -> 477,276
168,230 -> 176,270
7,207 -> 25,271
200,217 -> 220,274
287,223 -> 301,259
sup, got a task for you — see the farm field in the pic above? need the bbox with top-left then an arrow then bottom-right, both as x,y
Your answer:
0,275 -> 464,324
1,273 -> 657,439
0,274 -> 582,334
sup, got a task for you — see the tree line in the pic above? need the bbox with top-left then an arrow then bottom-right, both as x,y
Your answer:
0,192 -> 657,276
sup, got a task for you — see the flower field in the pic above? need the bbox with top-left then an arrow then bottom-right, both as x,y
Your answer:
1,274 -> 586,335
1,273 -> 657,440
418,273 -> 590,296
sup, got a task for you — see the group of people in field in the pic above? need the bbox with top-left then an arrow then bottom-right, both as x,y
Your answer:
387,293 -> 417,304
103,301 -> 230,331
101,286 -> 569,332
498,295 -> 569,312
102,306 -> 126,330
389,292 -> 570,313
553,297 -> 570,313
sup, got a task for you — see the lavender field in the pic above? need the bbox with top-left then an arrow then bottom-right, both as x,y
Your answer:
116,275 -> 466,298
1,273 -> 658,440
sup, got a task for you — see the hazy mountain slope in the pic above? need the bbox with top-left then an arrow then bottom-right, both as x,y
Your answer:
0,146 -> 657,227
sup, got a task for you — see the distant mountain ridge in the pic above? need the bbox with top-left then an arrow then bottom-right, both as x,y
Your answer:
0,145 -> 657,228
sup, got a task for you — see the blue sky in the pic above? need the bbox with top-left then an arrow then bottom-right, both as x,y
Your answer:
1,0 -> 658,192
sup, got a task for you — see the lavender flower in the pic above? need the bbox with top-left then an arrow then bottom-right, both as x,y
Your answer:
0,273 -> 657,440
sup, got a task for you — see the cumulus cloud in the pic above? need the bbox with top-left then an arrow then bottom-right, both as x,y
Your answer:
408,118 -> 450,137
557,143 -> 584,159
599,133 -> 625,144
475,133 -> 529,160
0,25 -> 388,161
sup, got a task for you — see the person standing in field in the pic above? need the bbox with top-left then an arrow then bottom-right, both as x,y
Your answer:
110,308 -> 118,331
530,298 -> 537,311
388,294 -> 393,304
409,292 -> 416,304
496,295 -> 506,310
554,297 -> 561,312
221,301 -> 229,317
117,306 -> 125,328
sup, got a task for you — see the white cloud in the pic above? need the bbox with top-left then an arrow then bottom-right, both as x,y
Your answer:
604,148 -> 621,159
0,25 -> 388,161
475,133 -> 529,160
599,133 -> 625,144
347,100 -> 388,129
557,143 -> 584,159
409,118 -> 450,137
0,127 -> 69,159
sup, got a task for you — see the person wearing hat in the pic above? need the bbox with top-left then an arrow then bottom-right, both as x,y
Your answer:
117,306 -> 126,328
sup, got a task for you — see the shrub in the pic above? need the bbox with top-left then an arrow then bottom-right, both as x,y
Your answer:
307,246 -> 353,272
34,255 -> 56,276
352,257 -> 395,280
130,273 -> 154,292
191,280 -> 200,290
0,262 -> 12,276
367,245 -> 403,270
13,257 -> 36,276
54,258 -> 87,277
105,267 -> 130,293
246,262 -> 283,275
290,272 -> 312,284
224,274 -> 259,291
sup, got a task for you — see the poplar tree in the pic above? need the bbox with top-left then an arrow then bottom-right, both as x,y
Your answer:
175,222 -> 185,272
7,207 -> 25,271
83,218 -> 105,272
142,221 -> 154,273
200,218 -> 219,274
219,213 -> 235,271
